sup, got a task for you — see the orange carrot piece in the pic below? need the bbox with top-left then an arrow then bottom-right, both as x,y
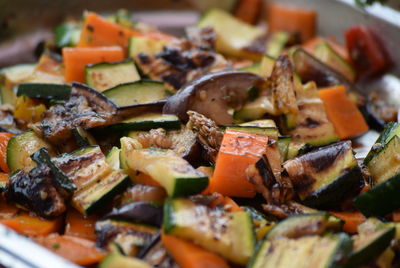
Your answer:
392,210 -> 400,222
0,213 -> 61,236
0,133 -> 14,173
212,130 -> 269,198
65,209 -> 98,241
209,195 -> 243,212
319,85 -> 369,140
63,46 -> 124,83
162,233 -> 230,268
234,0 -> 262,25
267,3 -> 316,42
330,211 -> 366,233
34,234 -> 105,266
78,12 -> 141,50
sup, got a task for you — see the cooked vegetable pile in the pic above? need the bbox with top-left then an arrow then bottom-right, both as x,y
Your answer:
0,1 -> 398,267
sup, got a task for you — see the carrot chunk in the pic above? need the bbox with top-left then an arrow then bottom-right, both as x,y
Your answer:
78,12 -> 141,50
63,46 -> 124,82
319,85 -> 368,140
0,213 -> 61,236
162,233 -> 230,268
212,130 -> 269,198
330,211 -> 366,233
34,234 -> 105,265
267,3 -> 316,42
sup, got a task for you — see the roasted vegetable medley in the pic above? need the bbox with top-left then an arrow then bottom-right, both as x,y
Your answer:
0,1 -> 399,267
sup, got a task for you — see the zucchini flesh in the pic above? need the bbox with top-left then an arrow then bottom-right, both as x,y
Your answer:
347,227 -> 395,267
289,81 -> 338,146
249,233 -> 352,268
106,147 -> 121,170
225,125 -> 279,139
6,131 -> 54,173
266,213 -> 343,241
368,135 -> 400,185
234,96 -> 276,121
163,198 -> 255,265
54,146 -> 129,215
284,141 -> 361,207
240,119 -> 277,128
102,80 -> 168,107
108,113 -> 181,132
17,83 -> 71,100
85,60 -> 140,92
197,9 -> 264,60
71,127 -> 96,148
277,136 -> 291,161
123,148 -> 208,197
364,122 -> 400,165
96,219 -> 157,256
128,36 -> 169,57
355,135 -> 400,217
314,42 -> 355,82
265,32 -> 290,58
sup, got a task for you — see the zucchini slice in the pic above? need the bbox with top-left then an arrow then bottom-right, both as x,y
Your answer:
54,146 -> 130,215
106,147 -> 121,170
17,83 -> 71,100
364,122 -> 400,165
123,148 -> 208,197
354,136 -> 400,217
197,8 -> 264,60
314,41 -> 355,82
346,226 -> 395,267
225,125 -> 280,139
71,127 -> 96,148
6,131 -> 54,173
249,233 -> 352,268
102,80 -> 168,107
265,32 -> 290,59
108,113 -> 181,132
277,136 -> 291,161
163,198 -> 255,265
85,60 -> 140,92
289,81 -> 338,146
266,213 -> 343,241
128,35 -> 169,58
99,250 -> 152,268
283,141 -> 362,207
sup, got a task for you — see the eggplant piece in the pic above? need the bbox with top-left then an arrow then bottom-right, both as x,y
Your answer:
95,219 -> 157,256
163,71 -> 266,125
71,82 -> 118,113
115,100 -> 166,120
104,202 -> 163,227
31,148 -> 76,193
33,82 -> 118,144
6,165 -> 66,218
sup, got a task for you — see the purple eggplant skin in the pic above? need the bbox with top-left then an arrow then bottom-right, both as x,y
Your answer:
6,165 -> 66,218
163,71 -> 266,125
104,201 -> 163,227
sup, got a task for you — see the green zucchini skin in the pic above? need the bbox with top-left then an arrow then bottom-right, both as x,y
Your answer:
303,166 -> 363,207
354,173 -> 400,217
363,122 -> 400,165
108,114 -> 181,132
17,83 -> 71,100
102,80 -> 168,108
248,232 -> 352,268
345,227 -> 395,268
265,213 -> 343,241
